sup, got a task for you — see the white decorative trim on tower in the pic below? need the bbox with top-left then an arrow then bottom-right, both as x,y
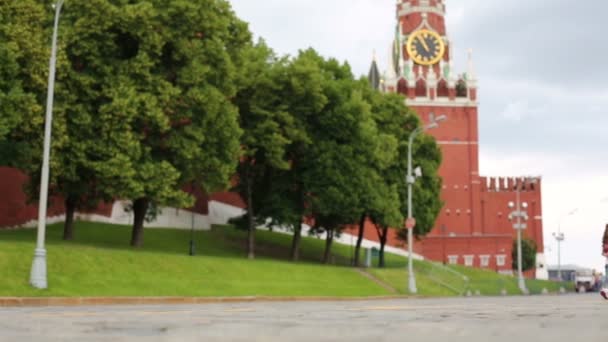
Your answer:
398,3 -> 446,17
406,59 -> 415,83
448,59 -> 457,88
467,48 -> 477,88
385,43 -> 397,82
405,97 -> 478,107
426,67 -> 437,88
437,140 -> 479,145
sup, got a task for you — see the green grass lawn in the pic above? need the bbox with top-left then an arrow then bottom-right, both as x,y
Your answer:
0,221 -> 570,297
369,261 -> 573,297
0,222 -> 388,297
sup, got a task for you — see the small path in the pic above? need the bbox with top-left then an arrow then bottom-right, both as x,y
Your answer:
354,268 -> 399,294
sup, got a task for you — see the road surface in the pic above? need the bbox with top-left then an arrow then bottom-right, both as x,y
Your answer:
0,294 -> 605,341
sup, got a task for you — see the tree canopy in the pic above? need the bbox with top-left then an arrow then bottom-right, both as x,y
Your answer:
1,0 -> 444,260
3,0 -> 251,246
513,237 -> 537,272
0,0 -> 48,165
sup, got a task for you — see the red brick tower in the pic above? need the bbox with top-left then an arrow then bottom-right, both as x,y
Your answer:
376,0 -> 546,278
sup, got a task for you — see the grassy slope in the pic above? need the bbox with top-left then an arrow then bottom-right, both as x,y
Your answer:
0,222 -> 569,297
0,223 -> 387,297
369,261 -> 573,297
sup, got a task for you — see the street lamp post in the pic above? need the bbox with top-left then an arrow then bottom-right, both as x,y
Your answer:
189,182 -> 196,256
30,0 -> 64,289
406,114 -> 446,294
507,177 -> 536,295
552,231 -> 564,280
553,208 -> 577,281
189,209 -> 195,256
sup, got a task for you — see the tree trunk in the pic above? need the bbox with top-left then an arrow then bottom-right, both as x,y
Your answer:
246,174 -> 255,260
354,213 -> 366,266
130,197 -> 150,247
290,219 -> 302,261
322,229 -> 334,264
379,227 -> 388,268
63,196 -> 77,241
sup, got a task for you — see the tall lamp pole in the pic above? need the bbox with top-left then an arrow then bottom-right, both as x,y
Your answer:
507,177 -> 536,294
30,0 -> 65,289
553,208 -> 577,281
189,182 -> 196,256
406,114 -> 446,294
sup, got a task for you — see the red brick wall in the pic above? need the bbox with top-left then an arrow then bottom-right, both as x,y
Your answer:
0,167 -> 65,227
0,167 -> 211,228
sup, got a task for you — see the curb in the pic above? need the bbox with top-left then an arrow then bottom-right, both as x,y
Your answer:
0,295 -> 417,307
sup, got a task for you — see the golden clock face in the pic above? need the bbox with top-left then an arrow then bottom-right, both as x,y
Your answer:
406,29 -> 445,66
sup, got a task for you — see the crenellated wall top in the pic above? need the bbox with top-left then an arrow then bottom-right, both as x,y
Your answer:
480,176 -> 542,193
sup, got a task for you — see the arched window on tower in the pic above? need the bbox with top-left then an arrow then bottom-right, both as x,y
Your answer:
415,79 -> 427,97
437,79 -> 449,97
397,79 -> 407,95
456,78 -> 467,97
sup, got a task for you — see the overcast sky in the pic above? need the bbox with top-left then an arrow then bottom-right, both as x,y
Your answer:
228,0 -> 608,273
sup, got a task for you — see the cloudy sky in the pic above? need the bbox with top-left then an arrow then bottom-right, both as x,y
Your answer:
228,0 -> 608,273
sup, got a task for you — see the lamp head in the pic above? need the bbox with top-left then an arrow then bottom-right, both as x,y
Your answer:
434,114 -> 447,123
508,201 -> 515,209
425,122 -> 438,130
414,166 -> 422,178
522,202 -> 528,209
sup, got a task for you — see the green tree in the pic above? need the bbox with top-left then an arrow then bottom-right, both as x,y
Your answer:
352,89 -> 408,267
69,0 -> 250,246
231,40 -> 300,259
6,0 -> 250,246
0,0 -> 81,240
512,237 -> 537,271
352,87 -> 443,267
0,0 -> 47,165
0,0 -> 100,240
242,49 -> 377,263
247,49 -> 326,262
296,52 -> 387,264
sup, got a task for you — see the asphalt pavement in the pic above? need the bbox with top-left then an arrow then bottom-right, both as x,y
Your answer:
0,293 -> 605,342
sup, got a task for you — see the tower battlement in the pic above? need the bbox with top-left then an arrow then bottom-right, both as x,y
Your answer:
480,176 -> 542,193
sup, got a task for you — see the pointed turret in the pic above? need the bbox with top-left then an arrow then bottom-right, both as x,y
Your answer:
385,43 -> 397,85
368,52 -> 381,90
466,48 -> 477,86
466,48 -> 478,101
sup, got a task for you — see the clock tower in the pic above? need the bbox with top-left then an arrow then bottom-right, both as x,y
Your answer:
372,0 -> 546,278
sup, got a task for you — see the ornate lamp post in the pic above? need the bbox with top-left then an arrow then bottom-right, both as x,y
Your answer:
553,208 -> 577,281
30,0 -> 65,289
507,177 -> 537,294
406,114 -> 446,294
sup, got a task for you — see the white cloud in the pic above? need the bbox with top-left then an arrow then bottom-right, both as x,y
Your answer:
498,100 -> 546,122
229,0 -> 394,76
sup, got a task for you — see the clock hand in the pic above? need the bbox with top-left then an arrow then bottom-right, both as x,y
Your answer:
417,36 -> 430,53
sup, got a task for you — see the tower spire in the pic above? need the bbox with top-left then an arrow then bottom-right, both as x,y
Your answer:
368,51 -> 381,90
385,43 -> 397,81
467,48 -> 477,82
